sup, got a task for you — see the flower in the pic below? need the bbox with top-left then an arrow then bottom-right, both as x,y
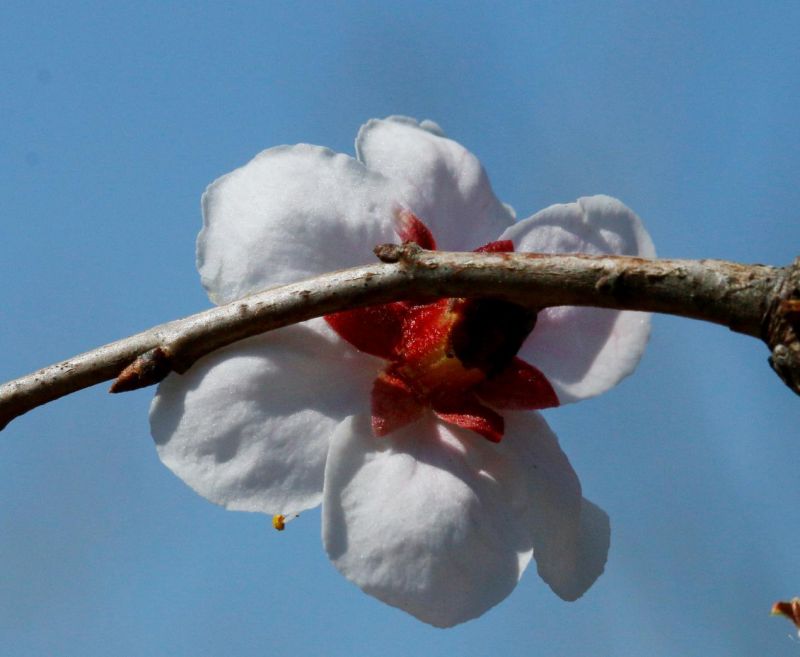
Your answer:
149,116 -> 655,627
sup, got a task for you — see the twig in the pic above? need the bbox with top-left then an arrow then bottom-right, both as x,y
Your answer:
1,246 -> 797,431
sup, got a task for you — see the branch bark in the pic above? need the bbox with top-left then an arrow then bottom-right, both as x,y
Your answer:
1,247 -> 798,431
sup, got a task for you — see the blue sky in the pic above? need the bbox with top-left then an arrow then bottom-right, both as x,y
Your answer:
1,2 -> 798,655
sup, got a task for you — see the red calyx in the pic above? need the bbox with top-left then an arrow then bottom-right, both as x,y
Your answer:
325,210 -> 559,441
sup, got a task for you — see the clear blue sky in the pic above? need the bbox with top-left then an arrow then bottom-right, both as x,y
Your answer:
1,2 -> 798,655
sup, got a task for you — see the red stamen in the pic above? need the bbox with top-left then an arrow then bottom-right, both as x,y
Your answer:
395,209 -> 437,249
325,302 -> 407,360
399,300 -> 452,365
433,396 -> 505,443
371,371 -> 425,436
474,239 -> 514,253
475,357 -> 560,410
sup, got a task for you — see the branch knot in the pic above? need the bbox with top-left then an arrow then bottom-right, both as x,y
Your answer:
764,257 -> 800,396
374,242 -> 423,264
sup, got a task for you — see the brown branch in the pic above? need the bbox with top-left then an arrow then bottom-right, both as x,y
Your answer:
1,247 -> 797,431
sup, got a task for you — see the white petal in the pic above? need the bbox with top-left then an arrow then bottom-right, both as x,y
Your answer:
322,414 -> 534,627
500,195 -> 656,402
500,412 -> 608,601
356,116 -> 515,251
199,144 -> 399,304
150,321 -> 380,514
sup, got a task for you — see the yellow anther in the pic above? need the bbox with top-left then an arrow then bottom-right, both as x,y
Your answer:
272,514 -> 286,531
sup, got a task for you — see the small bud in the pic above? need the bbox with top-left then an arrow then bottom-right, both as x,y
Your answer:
110,347 -> 172,392
771,597 -> 800,633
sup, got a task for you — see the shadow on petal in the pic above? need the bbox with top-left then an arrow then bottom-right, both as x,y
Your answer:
150,321 -> 379,514
537,498 -> 610,601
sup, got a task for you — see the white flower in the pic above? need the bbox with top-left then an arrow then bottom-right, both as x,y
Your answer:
150,116 -> 655,627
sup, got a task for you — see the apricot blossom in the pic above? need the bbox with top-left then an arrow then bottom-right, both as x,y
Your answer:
149,116 -> 654,626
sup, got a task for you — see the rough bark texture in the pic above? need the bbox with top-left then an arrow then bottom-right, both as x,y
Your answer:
0,249 -> 797,431
763,257 -> 800,394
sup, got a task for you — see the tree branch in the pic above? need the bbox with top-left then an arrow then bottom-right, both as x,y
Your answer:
1,246 -> 798,431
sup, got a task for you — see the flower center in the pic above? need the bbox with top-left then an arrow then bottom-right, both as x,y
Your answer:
389,297 -> 538,403
394,299 -> 485,400
325,210 -> 559,442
